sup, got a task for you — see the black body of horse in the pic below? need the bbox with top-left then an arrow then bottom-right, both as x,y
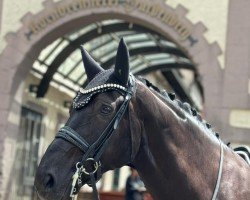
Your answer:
34,39 -> 250,200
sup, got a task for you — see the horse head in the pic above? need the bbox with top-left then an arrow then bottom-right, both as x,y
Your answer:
34,39 -> 142,200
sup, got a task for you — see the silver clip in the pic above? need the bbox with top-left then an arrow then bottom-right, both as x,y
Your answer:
70,162 -> 82,198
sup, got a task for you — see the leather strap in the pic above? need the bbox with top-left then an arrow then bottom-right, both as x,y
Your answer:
211,139 -> 224,200
90,172 -> 99,200
57,126 -> 90,152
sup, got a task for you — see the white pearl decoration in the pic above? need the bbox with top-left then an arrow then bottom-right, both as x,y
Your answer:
79,83 -> 126,94
73,83 -> 127,109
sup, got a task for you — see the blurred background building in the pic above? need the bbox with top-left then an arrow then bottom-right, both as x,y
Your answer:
0,0 -> 249,199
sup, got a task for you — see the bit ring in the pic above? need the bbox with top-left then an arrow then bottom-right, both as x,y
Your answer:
82,158 -> 100,175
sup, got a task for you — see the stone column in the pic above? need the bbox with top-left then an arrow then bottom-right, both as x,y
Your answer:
222,0 -> 250,143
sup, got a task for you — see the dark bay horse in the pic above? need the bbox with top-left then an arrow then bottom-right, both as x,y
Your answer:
35,39 -> 250,200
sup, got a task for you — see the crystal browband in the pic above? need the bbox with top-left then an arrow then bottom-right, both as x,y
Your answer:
79,83 -> 126,94
72,83 -> 128,109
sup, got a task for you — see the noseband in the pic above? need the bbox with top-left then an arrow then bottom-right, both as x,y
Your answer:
56,74 -> 136,200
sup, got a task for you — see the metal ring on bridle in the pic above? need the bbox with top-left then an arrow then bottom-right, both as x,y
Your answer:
82,158 -> 100,175
76,162 -> 82,169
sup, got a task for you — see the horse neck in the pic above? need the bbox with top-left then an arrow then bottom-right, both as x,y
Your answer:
132,82 -> 222,200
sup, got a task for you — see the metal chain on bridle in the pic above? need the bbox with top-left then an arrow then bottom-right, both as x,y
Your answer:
56,74 -> 136,200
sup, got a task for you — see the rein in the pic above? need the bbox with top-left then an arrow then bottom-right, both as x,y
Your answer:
212,139 -> 224,200
56,74 -> 136,200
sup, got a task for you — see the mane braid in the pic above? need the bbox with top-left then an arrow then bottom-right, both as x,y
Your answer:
137,76 -> 220,139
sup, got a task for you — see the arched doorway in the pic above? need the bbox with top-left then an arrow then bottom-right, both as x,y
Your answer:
0,0 -> 222,198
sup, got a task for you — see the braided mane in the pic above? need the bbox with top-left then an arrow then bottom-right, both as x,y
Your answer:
137,77 -> 250,164
137,76 -> 221,139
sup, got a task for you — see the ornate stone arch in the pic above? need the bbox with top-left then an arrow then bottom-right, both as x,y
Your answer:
0,0 -> 222,197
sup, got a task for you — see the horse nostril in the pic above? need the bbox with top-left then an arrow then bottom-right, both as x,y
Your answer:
44,174 -> 55,189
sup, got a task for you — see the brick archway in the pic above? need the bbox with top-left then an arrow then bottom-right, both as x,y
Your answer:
0,0 -> 222,197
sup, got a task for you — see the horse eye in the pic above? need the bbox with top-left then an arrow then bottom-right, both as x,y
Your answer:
100,105 -> 113,115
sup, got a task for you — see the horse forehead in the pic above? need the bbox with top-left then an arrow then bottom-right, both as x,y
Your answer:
85,69 -> 115,89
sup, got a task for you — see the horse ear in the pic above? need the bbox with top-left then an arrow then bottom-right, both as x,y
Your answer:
114,38 -> 130,86
80,45 -> 104,81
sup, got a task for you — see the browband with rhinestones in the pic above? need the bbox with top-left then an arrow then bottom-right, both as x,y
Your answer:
72,83 -> 128,109
79,83 -> 126,94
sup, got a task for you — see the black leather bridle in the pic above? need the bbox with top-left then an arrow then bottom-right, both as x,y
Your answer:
56,74 -> 136,200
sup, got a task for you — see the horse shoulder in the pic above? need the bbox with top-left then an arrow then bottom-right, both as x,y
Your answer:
219,147 -> 250,200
